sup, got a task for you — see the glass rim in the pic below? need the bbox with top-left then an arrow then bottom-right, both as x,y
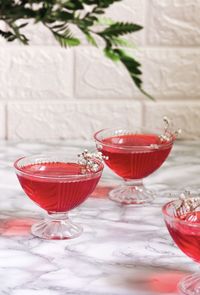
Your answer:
94,127 -> 175,150
14,154 -> 104,180
162,199 -> 200,227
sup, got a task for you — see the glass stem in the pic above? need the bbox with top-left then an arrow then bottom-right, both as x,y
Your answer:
47,212 -> 69,221
124,179 -> 143,187
31,211 -> 83,240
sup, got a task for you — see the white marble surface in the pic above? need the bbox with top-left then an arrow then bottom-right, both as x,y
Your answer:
0,140 -> 199,295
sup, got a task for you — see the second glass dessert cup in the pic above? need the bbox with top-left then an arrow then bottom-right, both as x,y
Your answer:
163,195 -> 200,295
14,152 -> 103,240
94,121 -> 178,205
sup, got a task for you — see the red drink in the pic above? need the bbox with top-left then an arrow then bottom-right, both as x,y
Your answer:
94,127 -> 175,205
17,162 -> 101,213
163,198 -> 200,294
166,211 -> 200,263
101,134 -> 172,179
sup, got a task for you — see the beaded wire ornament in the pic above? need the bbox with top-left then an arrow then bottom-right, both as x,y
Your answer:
173,191 -> 200,221
77,149 -> 108,173
159,116 -> 182,143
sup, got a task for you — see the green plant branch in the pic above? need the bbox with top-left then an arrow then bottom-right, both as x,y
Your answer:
0,0 -> 153,99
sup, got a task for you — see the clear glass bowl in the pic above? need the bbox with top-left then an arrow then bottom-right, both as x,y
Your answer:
14,153 -> 103,240
163,198 -> 200,295
94,127 -> 175,205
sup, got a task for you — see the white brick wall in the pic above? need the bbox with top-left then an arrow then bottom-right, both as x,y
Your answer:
7,101 -> 142,140
0,47 -> 74,100
0,0 -> 200,140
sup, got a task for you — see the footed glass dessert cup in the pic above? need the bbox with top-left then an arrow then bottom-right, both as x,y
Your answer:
163,194 -> 200,295
94,118 -> 180,205
14,151 -> 104,240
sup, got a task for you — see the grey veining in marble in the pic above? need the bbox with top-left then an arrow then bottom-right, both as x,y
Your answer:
0,140 -> 199,295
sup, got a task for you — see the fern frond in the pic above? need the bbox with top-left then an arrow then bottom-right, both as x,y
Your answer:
85,32 -> 98,46
110,37 -> 135,48
48,24 -> 81,47
0,30 -> 16,42
104,48 -> 120,61
82,0 -> 122,8
53,31 -> 80,47
100,22 -> 143,38
63,1 -> 84,10
105,48 -> 154,100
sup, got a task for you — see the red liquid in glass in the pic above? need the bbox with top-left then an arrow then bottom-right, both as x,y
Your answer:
166,211 -> 200,262
101,134 -> 172,179
17,162 -> 101,213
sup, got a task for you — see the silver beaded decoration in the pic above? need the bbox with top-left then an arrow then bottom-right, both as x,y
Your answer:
159,116 -> 181,142
174,191 -> 200,218
77,149 -> 108,173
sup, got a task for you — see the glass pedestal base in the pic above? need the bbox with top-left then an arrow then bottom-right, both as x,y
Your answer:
109,179 -> 155,205
31,212 -> 83,240
179,273 -> 200,295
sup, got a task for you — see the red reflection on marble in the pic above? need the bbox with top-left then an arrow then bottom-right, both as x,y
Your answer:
0,218 -> 36,236
148,272 -> 188,293
92,184 -> 115,198
123,270 -> 189,294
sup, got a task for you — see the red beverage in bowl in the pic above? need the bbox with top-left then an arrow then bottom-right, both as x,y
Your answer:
164,204 -> 200,263
17,162 -> 101,213
14,153 -> 103,240
101,134 -> 172,179
163,196 -> 200,294
94,125 -> 177,205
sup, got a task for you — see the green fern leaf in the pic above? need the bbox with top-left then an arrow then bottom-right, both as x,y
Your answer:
104,48 -> 120,61
110,37 -> 135,48
107,48 -> 154,100
85,33 -> 98,46
53,31 -> 80,47
83,0 -> 122,8
95,17 -> 116,26
63,1 -> 84,10
0,30 -> 16,42
50,24 -> 80,47
100,22 -> 143,38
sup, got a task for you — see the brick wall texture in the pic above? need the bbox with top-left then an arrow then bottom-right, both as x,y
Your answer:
1,0 -> 200,140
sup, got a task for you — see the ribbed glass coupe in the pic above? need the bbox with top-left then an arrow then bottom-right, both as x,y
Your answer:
14,152 -> 104,239
94,118 -> 179,205
163,195 -> 200,295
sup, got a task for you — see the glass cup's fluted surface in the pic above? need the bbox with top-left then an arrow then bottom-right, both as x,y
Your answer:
94,127 -> 174,205
14,153 -> 103,240
163,199 -> 200,295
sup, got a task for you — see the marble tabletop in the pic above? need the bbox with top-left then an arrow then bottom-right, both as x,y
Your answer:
0,140 -> 200,295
